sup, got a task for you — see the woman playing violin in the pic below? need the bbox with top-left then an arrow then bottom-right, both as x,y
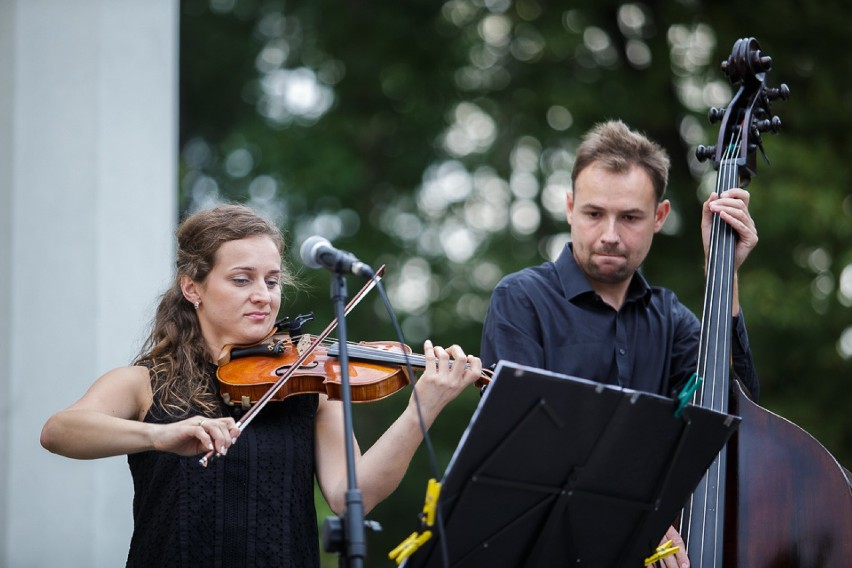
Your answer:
40,204 -> 482,567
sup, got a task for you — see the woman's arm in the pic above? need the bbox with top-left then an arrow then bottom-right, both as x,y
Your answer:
40,366 -> 237,459
314,341 -> 481,515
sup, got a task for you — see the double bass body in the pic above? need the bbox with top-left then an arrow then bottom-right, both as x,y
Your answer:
726,381 -> 852,567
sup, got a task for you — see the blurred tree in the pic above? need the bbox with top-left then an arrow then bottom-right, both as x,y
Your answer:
180,0 -> 852,564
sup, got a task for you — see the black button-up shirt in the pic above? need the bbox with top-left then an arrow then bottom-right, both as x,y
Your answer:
480,244 -> 759,400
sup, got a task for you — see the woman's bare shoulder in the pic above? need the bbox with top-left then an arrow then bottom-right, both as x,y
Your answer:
70,365 -> 154,420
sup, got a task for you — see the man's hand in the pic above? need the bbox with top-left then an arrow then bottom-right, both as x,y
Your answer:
652,525 -> 689,568
702,188 -> 758,272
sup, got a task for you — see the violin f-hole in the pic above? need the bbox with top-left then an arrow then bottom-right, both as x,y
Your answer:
275,361 -> 319,376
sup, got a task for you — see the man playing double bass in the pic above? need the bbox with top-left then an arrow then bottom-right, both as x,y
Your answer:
480,120 -> 761,567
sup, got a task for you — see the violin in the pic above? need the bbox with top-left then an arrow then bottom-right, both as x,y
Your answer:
198,268 -> 490,467
216,332 -> 491,410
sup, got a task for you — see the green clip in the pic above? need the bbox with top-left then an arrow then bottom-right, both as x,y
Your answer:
675,372 -> 703,417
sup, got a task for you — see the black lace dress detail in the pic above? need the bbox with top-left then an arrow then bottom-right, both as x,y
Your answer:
126,367 -> 319,568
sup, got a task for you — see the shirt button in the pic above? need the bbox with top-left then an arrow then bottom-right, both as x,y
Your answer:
618,348 -> 626,355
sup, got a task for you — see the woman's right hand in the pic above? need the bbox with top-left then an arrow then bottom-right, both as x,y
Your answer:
152,416 -> 241,457
41,365 -> 242,460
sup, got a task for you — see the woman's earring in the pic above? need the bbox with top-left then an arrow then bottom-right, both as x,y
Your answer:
194,300 -> 200,310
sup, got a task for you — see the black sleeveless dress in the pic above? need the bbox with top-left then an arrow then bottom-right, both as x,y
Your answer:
126,367 -> 319,568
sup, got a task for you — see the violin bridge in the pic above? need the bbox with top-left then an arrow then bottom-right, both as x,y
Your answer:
297,333 -> 312,355
220,391 -> 252,410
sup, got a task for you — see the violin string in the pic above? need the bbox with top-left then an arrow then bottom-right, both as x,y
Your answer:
321,338 -> 480,374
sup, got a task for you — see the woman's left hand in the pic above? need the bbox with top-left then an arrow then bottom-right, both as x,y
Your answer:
314,339 -> 482,514
410,340 -> 482,424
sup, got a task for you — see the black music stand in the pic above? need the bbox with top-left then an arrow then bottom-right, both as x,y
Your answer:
403,361 -> 740,568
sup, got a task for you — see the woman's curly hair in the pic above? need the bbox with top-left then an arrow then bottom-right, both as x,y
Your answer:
134,204 -> 292,417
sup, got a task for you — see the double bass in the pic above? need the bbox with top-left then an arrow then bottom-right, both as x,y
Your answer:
680,37 -> 852,567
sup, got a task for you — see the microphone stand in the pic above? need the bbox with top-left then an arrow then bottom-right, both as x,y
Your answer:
321,272 -> 375,568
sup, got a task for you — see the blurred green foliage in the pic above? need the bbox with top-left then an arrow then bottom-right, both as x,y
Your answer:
180,0 -> 852,564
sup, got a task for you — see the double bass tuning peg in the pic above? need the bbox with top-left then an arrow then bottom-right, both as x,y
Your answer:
695,144 -> 716,163
766,83 -> 790,102
755,116 -> 782,134
708,107 -> 725,124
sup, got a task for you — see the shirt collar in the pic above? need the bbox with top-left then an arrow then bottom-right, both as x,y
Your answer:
555,243 -> 652,306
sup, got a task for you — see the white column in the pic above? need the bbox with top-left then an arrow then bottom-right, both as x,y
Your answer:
0,1 -> 178,566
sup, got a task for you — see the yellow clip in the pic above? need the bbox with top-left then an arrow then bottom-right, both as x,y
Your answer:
421,478 -> 441,527
388,478 -> 442,565
644,539 -> 681,566
388,531 -> 432,564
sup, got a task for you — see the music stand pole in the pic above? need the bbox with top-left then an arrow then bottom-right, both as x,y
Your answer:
322,272 -> 366,568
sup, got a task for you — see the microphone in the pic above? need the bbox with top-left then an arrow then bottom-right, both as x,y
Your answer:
299,236 -> 375,278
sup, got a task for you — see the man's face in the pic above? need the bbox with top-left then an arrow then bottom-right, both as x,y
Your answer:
567,162 -> 670,287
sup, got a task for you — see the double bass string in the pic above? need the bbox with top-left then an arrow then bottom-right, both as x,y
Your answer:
684,137 -> 737,566
682,130 -> 741,566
